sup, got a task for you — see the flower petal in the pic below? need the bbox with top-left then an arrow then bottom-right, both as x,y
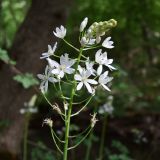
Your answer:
77,82 -> 83,90
106,59 -> 113,65
65,68 -> 75,74
74,74 -> 82,81
78,65 -> 83,74
101,84 -> 111,91
51,68 -> 59,75
97,64 -> 103,75
37,74 -> 45,80
84,82 -> 93,93
95,49 -> 102,63
80,17 -> 88,32
47,58 -> 59,68
59,71 -> 64,78
107,64 -> 116,70
48,77 -> 58,83
87,79 -> 98,85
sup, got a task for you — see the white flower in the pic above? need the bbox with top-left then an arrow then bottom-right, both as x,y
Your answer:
80,17 -> 88,32
85,58 -> 96,76
102,37 -> 114,49
98,71 -> 113,91
88,38 -> 96,45
74,66 -> 98,94
80,37 -> 88,46
53,25 -> 66,39
40,42 -> 57,59
47,54 -> 75,79
95,49 -> 107,75
37,65 -> 58,93
95,49 -> 116,75
80,36 -> 96,46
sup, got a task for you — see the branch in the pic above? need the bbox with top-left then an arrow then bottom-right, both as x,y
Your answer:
71,95 -> 93,117
68,127 -> 93,150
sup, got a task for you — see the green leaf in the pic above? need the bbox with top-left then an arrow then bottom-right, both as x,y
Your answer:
0,48 -> 10,62
13,73 -> 39,89
0,48 -> 16,65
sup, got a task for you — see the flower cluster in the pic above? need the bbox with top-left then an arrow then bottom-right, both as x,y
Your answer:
37,17 -> 117,158
37,17 -> 116,95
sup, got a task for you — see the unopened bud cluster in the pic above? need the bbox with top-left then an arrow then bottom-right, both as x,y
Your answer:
86,19 -> 117,43
88,19 -> 117,36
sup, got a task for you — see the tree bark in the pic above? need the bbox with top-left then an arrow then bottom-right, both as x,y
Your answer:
0,0 -> 72,159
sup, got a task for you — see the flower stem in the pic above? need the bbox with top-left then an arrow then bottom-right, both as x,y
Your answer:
50,127 -> 63,154
63,48 -> 83,160
63,39 -> 79,52
85,130 -> 93,160
23,113 -> 30,160
98,114 -> 108,160
68,127 -> 92,150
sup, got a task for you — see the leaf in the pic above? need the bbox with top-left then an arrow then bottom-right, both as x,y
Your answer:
13,73 -> 39,89
0,48 -> 16,65
0,48 -> 10,62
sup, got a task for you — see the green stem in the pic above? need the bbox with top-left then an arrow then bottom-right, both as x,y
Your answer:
23,113 -> 30,160
68,128 -> 92,150
63,48 -> 83,160
50,127 -> 63,154
71,95 -> 93,117
98,114 -> 108,160
85,130 -> 93,160
83,45 -> 101,51
69,125 -> 91,138
85,106 -> 97,160
63,39 -> 79,52
51,128 -> 65,143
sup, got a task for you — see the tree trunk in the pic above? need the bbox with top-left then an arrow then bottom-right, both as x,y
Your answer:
0,0 -> 72,159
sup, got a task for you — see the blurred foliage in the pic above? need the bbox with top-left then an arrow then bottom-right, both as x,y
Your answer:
107,140 -> 133,160
31,141 -> 56,160
13,73 -> 39,89
0,119 -> 10,131
0,0 -> 31,48
0,47 -> 16,65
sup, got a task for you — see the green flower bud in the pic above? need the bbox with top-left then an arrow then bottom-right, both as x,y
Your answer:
87,19 -> 117,40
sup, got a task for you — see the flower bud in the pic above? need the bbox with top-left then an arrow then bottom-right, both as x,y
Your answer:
64,102 -> 68,111
80,37 -> 88,46
80,17 -> 88,32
